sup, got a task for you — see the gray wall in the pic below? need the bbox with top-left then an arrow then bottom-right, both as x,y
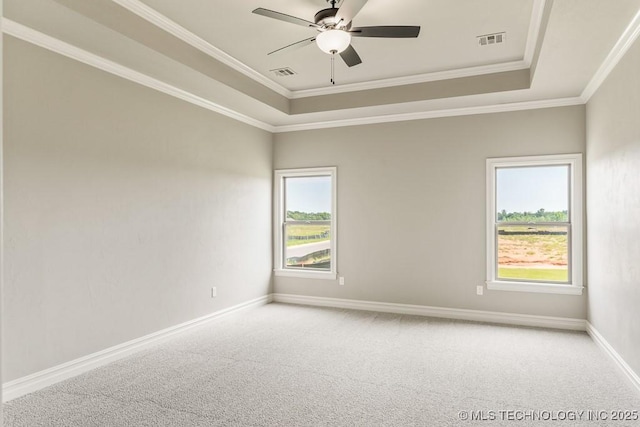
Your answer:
586,36 -> 640,375
274,106 -> 587,319
3,37 -> 273,381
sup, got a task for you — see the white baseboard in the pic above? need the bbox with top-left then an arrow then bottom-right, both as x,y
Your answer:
2,294 -> 271,402
586,322 -> 640,395
272,293 -> 586,331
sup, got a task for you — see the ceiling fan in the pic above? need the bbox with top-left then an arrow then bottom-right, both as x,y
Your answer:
252,0 -> 420,75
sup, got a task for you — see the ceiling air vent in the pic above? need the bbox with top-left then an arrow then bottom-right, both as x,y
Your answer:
271,67 -> 297,77
478,32 -> 506,46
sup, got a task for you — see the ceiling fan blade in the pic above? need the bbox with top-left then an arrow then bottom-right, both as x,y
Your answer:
339,44 -> 362,67
268,37 -> 316,55
335,0 -> 369,26
350,26 -> 421,38
252,8 -> 319,28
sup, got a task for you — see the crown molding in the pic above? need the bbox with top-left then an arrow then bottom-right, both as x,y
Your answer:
1,19 -> 276,133
581,7 -> 640,102
110,0 -> 292,98
1,19 -> 590,134
523,0 -> 547,67
273,97 -> 584,133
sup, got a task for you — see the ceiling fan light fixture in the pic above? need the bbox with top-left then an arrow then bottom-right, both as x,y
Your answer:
316,29 -> 351,54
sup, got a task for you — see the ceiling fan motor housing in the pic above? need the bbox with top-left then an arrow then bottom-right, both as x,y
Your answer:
314,8 -> 349,29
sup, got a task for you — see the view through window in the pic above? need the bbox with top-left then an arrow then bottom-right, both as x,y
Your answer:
495,165 -> 570,283
283,174 -> 333,272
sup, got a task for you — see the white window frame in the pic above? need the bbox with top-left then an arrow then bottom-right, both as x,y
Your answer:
486,154 -> 583,295
274,167 -> 337,280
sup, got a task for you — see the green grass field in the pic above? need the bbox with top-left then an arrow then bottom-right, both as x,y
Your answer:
498,267 -> 568,282
286,224 -> 330,247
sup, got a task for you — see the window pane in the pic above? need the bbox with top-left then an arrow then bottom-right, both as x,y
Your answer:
497,224 -> 569,283
497,165 -> 569,223
284,176 -> 332,271
284,222 -> 331,270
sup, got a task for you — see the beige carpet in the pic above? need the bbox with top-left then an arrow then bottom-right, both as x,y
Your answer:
4,303 -> 640,426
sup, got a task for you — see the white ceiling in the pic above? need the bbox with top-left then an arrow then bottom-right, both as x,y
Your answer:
4,0 -> 640,130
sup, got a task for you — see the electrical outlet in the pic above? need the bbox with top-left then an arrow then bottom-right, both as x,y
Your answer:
211,287 -> 217,298
476,285 -> 484,296
339,276 -> 345,286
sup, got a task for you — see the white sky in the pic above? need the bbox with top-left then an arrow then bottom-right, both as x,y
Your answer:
497,165 -> 569,213
285,176 -> 331,213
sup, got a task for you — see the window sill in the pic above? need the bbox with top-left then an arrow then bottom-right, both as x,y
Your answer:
486,280 -> 584,295
274,269 -> 337,281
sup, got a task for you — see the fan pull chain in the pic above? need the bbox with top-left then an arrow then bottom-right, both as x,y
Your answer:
330,52 -> 336,85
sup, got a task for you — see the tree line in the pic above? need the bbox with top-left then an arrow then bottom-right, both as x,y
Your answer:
498,209 -> 568,222
287,211 -> 331,221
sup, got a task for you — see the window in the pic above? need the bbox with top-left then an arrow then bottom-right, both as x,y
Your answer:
486,154 -> 583,295
274,167 -> 337,280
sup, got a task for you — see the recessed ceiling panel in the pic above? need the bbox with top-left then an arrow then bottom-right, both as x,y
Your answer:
139,0 -> 535,90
